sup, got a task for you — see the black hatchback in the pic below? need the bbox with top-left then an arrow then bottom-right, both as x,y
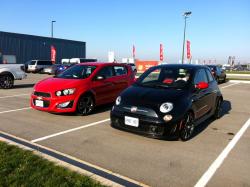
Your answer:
111,64 -> 223,141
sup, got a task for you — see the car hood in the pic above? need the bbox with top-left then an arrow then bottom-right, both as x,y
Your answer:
120,85 -> 189,107
34,77 -> 86,93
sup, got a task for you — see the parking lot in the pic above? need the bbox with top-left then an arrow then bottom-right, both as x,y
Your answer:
0,74 -> 250,187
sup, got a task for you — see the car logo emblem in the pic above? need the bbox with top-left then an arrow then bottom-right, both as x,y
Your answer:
131,106 -> 137,113
37,96 -> 42,100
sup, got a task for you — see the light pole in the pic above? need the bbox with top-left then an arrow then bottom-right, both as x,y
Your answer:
51,21 -> 56,38
181,11 -> 191,64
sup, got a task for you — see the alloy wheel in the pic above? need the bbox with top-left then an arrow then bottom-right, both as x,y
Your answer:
179,113 -> 195,141
77,96 -> 94,115
0,75 -> 14,89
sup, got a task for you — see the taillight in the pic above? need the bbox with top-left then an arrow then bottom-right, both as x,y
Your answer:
20,65 -> 25,72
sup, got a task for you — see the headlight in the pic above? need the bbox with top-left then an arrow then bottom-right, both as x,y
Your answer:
56,88 -> 75,96
56,91 -> 62,96
116,96 -> 121,105
160,102 -> 173,113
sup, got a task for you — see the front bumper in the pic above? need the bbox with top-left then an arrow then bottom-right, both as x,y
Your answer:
30,93 -> 77,113
110,107 -> 179,138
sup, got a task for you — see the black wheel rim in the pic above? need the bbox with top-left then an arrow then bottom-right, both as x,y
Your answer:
181,114 -> 195,140
0,76 -> 13,89
215,100 -> 222,118
78,96 -> 94,115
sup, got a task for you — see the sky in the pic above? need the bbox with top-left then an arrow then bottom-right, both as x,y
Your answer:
0,0 -> 250,63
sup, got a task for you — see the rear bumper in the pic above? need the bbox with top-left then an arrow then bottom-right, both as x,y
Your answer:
110,109 -> 179,139
30,94 -> 77,113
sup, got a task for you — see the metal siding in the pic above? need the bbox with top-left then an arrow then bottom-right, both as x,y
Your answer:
0,31 -> 86,64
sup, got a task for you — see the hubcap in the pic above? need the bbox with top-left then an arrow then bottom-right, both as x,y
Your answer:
0,76 -> 13,88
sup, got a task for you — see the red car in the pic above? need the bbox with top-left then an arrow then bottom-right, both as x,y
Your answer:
31,62 -> 134,115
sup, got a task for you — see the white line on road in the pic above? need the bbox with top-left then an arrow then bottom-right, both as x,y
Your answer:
221,82 -> 239,89
0,107 -> 31,114
194,117 -> 250,187
0,93 -> 30,99
31,118 -> 110,143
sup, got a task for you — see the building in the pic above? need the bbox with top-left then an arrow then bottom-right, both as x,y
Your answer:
0,31 -> 86,64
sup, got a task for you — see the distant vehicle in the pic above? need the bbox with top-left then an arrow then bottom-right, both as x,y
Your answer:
31,62 -> 135,115
111,64 -> 223,141
0,64 -> 26,89
207,65 -> 226,83
69,58 -> 97,64
42,63 -> 75,75
27,60 -> 53,73
222,64 -> 231,71
61,59 -> 70,64
126,63 -> 137,73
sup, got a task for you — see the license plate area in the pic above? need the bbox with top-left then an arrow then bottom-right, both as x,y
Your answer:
125,116 -> 139,127
35,100 -> 44,107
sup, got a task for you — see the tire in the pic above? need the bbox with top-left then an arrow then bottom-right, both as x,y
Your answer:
213,98 -> 222,119
76,95 -> 94,116
0,74 -> 14,89
179,112 -> 195,141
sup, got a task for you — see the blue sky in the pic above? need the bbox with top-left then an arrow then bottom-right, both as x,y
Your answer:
1,0 -> 249,63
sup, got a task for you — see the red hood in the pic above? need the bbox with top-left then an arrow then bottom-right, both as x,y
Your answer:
34,77 -> 87,93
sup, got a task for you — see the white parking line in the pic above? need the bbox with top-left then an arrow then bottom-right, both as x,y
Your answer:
31,118 -> 110,143
220,82 -> 239,89
194,117 -> 250,187
0,107 -> 31,114
0,93 -> 30,99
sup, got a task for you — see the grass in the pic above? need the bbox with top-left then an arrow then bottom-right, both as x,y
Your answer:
0,141 -> 105,187
227,77 -> 250,81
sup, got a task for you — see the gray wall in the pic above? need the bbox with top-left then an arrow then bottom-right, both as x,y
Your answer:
0,31 -> 86,64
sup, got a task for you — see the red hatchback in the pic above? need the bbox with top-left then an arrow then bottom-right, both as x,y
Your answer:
31,62 -> 135,115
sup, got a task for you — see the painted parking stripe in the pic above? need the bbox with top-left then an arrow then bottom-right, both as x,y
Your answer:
0,131 -> 147,187
0,107 -> 31,114
220,82 -> 239,89
194,117 -> 250,187
0,93 -> 30,99
31,119 -> 110,143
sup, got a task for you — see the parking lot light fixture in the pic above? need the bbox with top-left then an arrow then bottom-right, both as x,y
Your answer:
181,11 -> 192,64
51,20 -> 56,38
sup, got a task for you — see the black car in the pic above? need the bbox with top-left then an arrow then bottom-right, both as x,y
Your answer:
111,64 -> 223,141
207,65 -> 226,83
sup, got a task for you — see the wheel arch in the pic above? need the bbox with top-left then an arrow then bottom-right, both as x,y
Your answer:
0,71 -> 15,80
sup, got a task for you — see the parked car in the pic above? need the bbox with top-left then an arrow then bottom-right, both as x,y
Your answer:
111,64 -> 223,141
69,58 -> 97,64
126,63 -> 137,73
41,64 -> 74,75
27,60 -> 53,73
31,62 -> 135,115
207,65 -> 226,83
0,64 -> 27,88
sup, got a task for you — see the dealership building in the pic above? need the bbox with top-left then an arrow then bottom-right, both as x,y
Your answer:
0,31 -> 86,64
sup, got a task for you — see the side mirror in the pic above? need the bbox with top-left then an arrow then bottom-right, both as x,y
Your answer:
195,82 -> 209,89
95,75 -> 105,81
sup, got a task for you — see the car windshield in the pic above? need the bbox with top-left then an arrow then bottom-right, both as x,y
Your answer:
136,66 -> 193,89
56,65 -> 96,79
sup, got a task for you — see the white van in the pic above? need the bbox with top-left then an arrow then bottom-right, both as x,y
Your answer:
69,58 -> 97,64
27,60 -> 53,73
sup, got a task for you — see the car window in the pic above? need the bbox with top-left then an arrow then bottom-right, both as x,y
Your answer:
206,69 -> 214,82
97,66 -> 114,78
114,66 -> 127,76
194,69 -> 208,84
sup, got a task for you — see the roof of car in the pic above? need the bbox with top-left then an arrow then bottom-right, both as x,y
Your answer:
76,62 -> 128,66
158,64 -> 209,70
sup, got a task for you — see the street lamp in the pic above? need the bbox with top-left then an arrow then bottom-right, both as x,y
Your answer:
181,11 -> 192,64
51,20 -> 56,38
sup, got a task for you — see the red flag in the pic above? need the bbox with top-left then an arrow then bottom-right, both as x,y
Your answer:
187,40 -> 191,59
51,45 -> 56,63
160,44 -> 163,61
133,45 -> 135,58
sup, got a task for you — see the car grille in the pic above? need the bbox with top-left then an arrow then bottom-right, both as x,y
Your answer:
34,91 -> 51,98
